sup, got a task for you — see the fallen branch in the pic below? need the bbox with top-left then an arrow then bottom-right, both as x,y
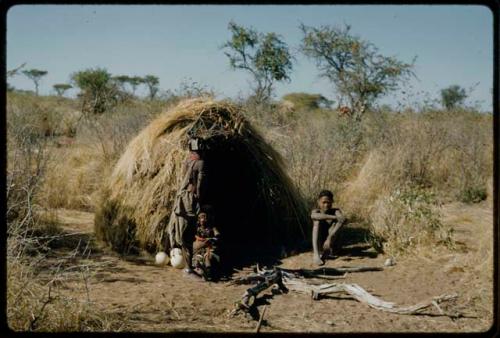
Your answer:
232,269 -> 288,315
230,267 -> 460,319
279,266 -> 382,277
284,277 -> 458,316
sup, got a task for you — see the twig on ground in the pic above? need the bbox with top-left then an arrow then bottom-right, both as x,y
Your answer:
255,305 -> 267,333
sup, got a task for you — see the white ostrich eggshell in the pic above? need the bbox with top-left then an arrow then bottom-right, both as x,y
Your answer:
155,252 -> 169,266
170,248 -> 185,269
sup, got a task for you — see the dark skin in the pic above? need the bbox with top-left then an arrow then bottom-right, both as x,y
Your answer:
193,212 -> 220,250
311,196 -> 346,266
192,212 -> 220,279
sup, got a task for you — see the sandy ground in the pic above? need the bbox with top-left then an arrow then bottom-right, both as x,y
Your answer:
38,202 -> 494,333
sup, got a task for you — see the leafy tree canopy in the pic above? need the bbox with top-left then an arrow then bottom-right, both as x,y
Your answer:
71,68 -> 117,114
21,68 -> 48,95
300,23 -> 415,121
440,85 -> 467,110
53,83 -> 72,97
222,21 -> 293,103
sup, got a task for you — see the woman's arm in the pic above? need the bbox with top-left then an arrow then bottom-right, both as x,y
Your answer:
195,160 -> 205,198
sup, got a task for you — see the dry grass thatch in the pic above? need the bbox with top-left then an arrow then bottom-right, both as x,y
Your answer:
95,98 -> 309,258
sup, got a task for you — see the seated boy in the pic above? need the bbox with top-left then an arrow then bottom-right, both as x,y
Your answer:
311,190 -> 346,266
192,206 -> 221,281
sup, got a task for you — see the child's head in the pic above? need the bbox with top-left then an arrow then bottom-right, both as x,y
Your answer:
198,205 -> 213,226
198,212 -> 208,226
317,190 -> 334,212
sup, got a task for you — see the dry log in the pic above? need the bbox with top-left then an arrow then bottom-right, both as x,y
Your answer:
231,266 -> 459,319
283,277 -> 458,315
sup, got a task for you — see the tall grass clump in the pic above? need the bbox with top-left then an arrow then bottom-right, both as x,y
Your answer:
339,108 -> 492,254
245,102 -> 364,205
39,99 -> 161,211
7,92 -> 127,332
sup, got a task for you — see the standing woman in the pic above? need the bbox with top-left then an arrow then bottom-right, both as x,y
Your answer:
166,138 -> 206,274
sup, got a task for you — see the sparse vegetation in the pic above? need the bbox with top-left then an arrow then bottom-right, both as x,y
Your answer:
6,87 -> 493,331
6,97 -> 128,331
6,17 -> 493,330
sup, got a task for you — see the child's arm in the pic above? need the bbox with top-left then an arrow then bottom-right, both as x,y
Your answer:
312,219 -> 323,265
322,209 -> 346,251
213,227 -> 221,238
310,209 -> 339,221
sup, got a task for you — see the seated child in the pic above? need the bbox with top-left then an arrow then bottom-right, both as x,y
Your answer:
192,206 -> 221,281
311,190 -> 346,266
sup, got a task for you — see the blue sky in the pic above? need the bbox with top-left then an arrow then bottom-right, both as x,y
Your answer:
7,5 -> 493,111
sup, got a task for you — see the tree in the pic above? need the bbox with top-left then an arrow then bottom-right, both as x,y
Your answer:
21,68 -> 48,95
143,75 -> 160,100
112,75 -> 131,91
7,62 -> 26,78
222,21 -> 293,103
53,83 -> 72,97
440,85 -> 467,110
7,63 -> 26,92
71,68 -> 118,114
300,24 -> 415,121
128,76 -> 144,96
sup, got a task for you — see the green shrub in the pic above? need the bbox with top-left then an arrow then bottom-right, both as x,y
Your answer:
459,186 -> 488,204
370,185 -> 455,256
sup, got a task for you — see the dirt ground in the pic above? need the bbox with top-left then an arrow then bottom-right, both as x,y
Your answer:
38,201 -> 494,333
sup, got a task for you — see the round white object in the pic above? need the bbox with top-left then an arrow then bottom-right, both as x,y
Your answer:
170,248 -> 185,269
384,257 -> 395,267
155,252 -> 169,266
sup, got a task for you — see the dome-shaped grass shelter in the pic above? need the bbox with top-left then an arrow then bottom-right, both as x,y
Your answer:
94,98 -> 309,263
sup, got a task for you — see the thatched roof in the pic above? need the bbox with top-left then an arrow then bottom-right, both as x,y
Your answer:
95,98 -> 309,259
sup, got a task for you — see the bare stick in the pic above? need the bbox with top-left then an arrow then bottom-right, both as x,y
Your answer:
255,305 -> 267,333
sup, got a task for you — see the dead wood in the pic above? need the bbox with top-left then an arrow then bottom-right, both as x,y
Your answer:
255,305 -> 267,333
278,266 -> 383,277
231,269 -> 288,316
284,277 -> 459,316
230,266 -> 460,319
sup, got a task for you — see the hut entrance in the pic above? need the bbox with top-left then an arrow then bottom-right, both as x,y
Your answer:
201,136 -> 273,265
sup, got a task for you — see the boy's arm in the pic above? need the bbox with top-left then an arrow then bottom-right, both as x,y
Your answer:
310,210 -> 338,221
323,209 -> 346,250
312,220 -> 322,263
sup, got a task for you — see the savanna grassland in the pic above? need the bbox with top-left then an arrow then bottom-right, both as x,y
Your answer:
6,90 -> 494,333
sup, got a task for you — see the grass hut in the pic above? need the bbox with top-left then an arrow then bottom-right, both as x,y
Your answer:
94,98 -> 309,262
